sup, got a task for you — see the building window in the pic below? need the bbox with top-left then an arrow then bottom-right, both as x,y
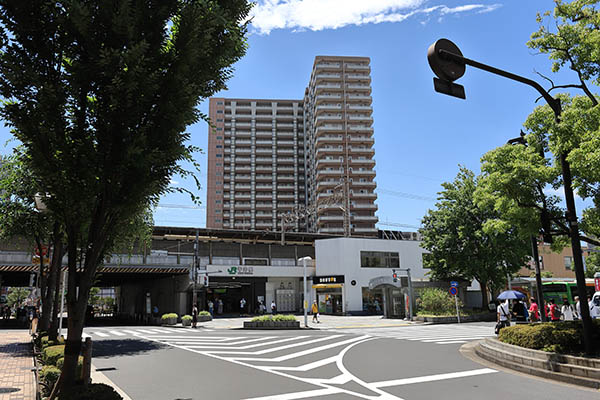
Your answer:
217,127 -> 223,131
215,209 -> 221,214
217,110 -> 223,114
360,251 -> 400,268
216,145 -> 223,148
216,163 -> 222,166
217,101 -> 224,105
215,218 -> 222,223
217,118 -> 224,122
564,256 -> 573,270
217,136 -> 223,140
216,154 -> 222,158
215,200 -> 221,204
216,190 -> 222,194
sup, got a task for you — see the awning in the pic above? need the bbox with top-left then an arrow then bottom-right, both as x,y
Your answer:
312,283 -> 343,289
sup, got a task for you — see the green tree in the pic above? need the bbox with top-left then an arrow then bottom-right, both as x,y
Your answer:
585,252 -> 600,278
420,168 -> 530,309
6,287 -> 29,308
0,0 -> 251,391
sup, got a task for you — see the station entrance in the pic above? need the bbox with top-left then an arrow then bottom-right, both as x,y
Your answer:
204,277 -> 266,315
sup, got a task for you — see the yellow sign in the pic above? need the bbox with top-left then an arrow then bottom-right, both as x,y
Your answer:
32,256 -> 50,265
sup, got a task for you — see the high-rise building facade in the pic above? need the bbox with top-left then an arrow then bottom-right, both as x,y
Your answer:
303,56 -> 378,236
207,56 -> 378,236
206,98 -> 306,231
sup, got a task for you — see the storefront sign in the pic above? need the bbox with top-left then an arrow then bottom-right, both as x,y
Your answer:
227,266 -> 254,276
313,275 -> 344,285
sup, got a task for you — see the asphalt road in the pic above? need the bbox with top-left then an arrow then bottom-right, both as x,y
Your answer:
85,323 -> 599,400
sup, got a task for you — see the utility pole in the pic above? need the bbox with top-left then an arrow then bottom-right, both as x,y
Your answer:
192,229 -> 199,312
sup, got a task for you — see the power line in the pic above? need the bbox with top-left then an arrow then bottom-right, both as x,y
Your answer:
156,203 -> 206,210
377,188 -> 436,202
377,222 -> 421,230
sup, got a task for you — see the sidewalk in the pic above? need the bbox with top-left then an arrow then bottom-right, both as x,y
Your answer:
191,314 -> 421,330
0,330 -> 35,400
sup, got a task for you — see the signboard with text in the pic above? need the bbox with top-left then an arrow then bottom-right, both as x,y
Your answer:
313,275 -> 345,285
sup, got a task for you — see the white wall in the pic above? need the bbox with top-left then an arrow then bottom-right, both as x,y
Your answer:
315,238 -> 427,313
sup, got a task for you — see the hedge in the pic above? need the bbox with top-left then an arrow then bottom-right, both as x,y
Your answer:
42,345 -> 65,366
58,383 -> 123,400
56,356 -> 84,378
498,320 -> 600,354
199,310 -> 211,316
39,365 -> 61,397
40,335 -> 64,349
251,314 -> 297,322
181,315 -> 193,322
161,313 -> 178,321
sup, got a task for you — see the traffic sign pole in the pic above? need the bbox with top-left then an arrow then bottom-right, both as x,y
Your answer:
449,285 -> 460,323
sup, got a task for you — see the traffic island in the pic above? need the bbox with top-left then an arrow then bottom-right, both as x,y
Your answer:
243,315 -> 300,330
475,337 -> 600,389
415,312 -> 495,324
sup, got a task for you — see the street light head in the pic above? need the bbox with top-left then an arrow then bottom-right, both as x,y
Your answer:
428,39 -> 465,82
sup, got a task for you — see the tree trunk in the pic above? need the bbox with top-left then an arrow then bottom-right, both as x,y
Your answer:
48,267 -> 62,342
40,224 -> 62,332
479,280 -> 489,310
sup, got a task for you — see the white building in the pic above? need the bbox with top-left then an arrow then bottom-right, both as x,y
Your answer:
313,237 -> 428,316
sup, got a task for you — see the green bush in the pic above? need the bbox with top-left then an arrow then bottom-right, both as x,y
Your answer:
199,310 -> 211,316
41,335 -> 64,349
416,287 -> 462,316
161,313 -> 178,321
42,345 -> 65,366
56,356 -> 84,378
39,365 -> 61,397
498,320 -> 600,355
251,314 -> 297,322
181,315 -> 193,322
58,383 -> 123,400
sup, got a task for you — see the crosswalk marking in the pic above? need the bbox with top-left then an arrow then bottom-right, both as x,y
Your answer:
108,330 -> 126,336
93,331 -> 109,337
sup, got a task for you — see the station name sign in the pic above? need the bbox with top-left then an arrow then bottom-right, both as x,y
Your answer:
313,275 -> 345,284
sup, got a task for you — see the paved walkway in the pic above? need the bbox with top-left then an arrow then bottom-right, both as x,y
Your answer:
0,330 -> 35,400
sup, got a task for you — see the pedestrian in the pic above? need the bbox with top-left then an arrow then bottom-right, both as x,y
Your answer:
547,299 -> 561,322
208,300 -> 214,316
311,300 -> 320,323
240,298 -> 246,315
217,299 -> 223,315
528,298 -> 539,322
561,299 -> 575,321
271,300 -> 277,315
590,296 -> 600,319
511,299 -> 527,322
29,307 -> 39,336
495,299 -> 510,334
192,304 -> 198,328
258,301 -> 265,315
574,296 -> 581,319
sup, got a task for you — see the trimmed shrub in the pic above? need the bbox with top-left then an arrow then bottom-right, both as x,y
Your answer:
252,314 -> 297,322
199,310 -> 211,316
39,365 -> 61,397
58,383 -> 123,400
161,313 -> 178,321
498,320 -> 600,355
56,356 -> 84,378
181,315 -> 193,321
42,345 -> 65,366
416,288 -> 462,316
41,335 -> 64,349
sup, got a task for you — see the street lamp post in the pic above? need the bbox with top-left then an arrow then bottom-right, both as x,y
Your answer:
298,256 -> 312,328
428,38 -> 593,354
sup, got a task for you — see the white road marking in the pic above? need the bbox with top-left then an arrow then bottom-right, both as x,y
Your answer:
242,387 -> 342,400
93,331 -> 109,337
435,340 -> 468,344
267,355 -> 338,372
121,330 -> 141,336
372,368 -> 498,388
233,335 -> 369,362
108,330 -> 126,336
183,337 -> 300,350
205,335 -> 330,355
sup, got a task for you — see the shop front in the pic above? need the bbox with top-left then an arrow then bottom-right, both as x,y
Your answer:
312,275 -> 345,315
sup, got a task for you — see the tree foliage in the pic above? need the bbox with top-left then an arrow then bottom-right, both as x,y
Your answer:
6,287 -> 29,308
0,0 -> 252,390
585,252 -> 600,278
420,168 -> 530,308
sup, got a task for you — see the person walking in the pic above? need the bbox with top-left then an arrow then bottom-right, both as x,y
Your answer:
511,299 -> 527,322
239,298 -> 247,315
271,300 -> 277,315
192,305 -> 198,329
528,298 -> 540,322
561,299 -> 575,321
574,296 -> 581,319
208,300 -> 214,316
547,299 -> 561,322
311,300 -> 320,323
590,296 -> 600,319
496,299 -> 510,334
29,307 -> 39,336
217,299 -> 223,315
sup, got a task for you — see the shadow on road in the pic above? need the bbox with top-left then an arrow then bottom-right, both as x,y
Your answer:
92,339 -> 167,358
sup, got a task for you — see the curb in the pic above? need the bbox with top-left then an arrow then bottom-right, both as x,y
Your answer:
91,363 -> 132,400
475,338 -> 600,389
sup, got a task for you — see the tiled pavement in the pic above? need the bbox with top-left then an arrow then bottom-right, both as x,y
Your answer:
0,330 -> 35,400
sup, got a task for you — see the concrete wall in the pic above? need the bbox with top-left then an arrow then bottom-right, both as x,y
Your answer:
314,238 -> 427,313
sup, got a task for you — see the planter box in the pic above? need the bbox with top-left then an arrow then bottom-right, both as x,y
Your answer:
243,320 -> 300,330
198,315 -> 212,322
162,317 -> 177,325
182,319 -> 191,326
416,312 -> 495,324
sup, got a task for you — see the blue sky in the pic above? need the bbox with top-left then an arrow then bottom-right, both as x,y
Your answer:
0,0 -> 591,229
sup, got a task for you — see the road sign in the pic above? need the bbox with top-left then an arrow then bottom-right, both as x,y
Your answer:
449,286 -> 458,296
450,281 -> 459,287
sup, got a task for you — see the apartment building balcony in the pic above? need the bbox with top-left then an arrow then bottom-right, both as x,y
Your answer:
255,157 -> 273,163
350,148 -> 375,156
277,203 -> 295,209
347,115 -> 373,122
350,159 -> 375,167
235,157 -> 251,163
277,157 -> 295,164
346,83 -> 371,90
346,104 -> 372,111
256,148 -> 272,154
234,193 -> 251,199
348,125 -> 374,132
235,166 -> 251,172
344,63 -> 370,71
255,184 -> 273,190
345,74 -> 371,81
319,227 -> 345,234
353,227 -> 378,233
254,113 -> 272,120
277,131 -> 295,137
315,125 -> 343,136
233,113 -> 252,120
351,203 -> 378,210
316,168 -> 344,177
319,215 -> 345,221
255,222 -> 274,229
235,148 -> 252,154
276,114 -> 295,121
351,181 -> 376,189
315,136 -> 344,146
277,174 -> 295,181
315,62 -> 341,69
256,140 -> 272,145
352,215 -> 378,222
255,194 -> 273,199
255,122 -> 273,129
346,94 -> 372,101
233,122 -> 251,128
235,223 -> 252,229
276,140 -> 295,146
316,115 -> 342,124
256,167 -> 272,172
316,158 -> 343,169
276,123 -> 294,128
315,83 -> 342,90
315,148 -> 344,159
235,131 -> 252,137
255,174 -> 272,181
315,73 -> 341,79
351,192 -> 377,199
276,149 -> 295,155
234,203 -> 252,210
277,166 -> 295,172
255,202 -> 272,209
256,131 -> 272,136
349,136 -> 374,144
277,194 -> 296,199
315,94 -> 342,102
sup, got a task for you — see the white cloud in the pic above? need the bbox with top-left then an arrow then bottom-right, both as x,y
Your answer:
250,1 -> 503,34
169,179 -> 180,185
